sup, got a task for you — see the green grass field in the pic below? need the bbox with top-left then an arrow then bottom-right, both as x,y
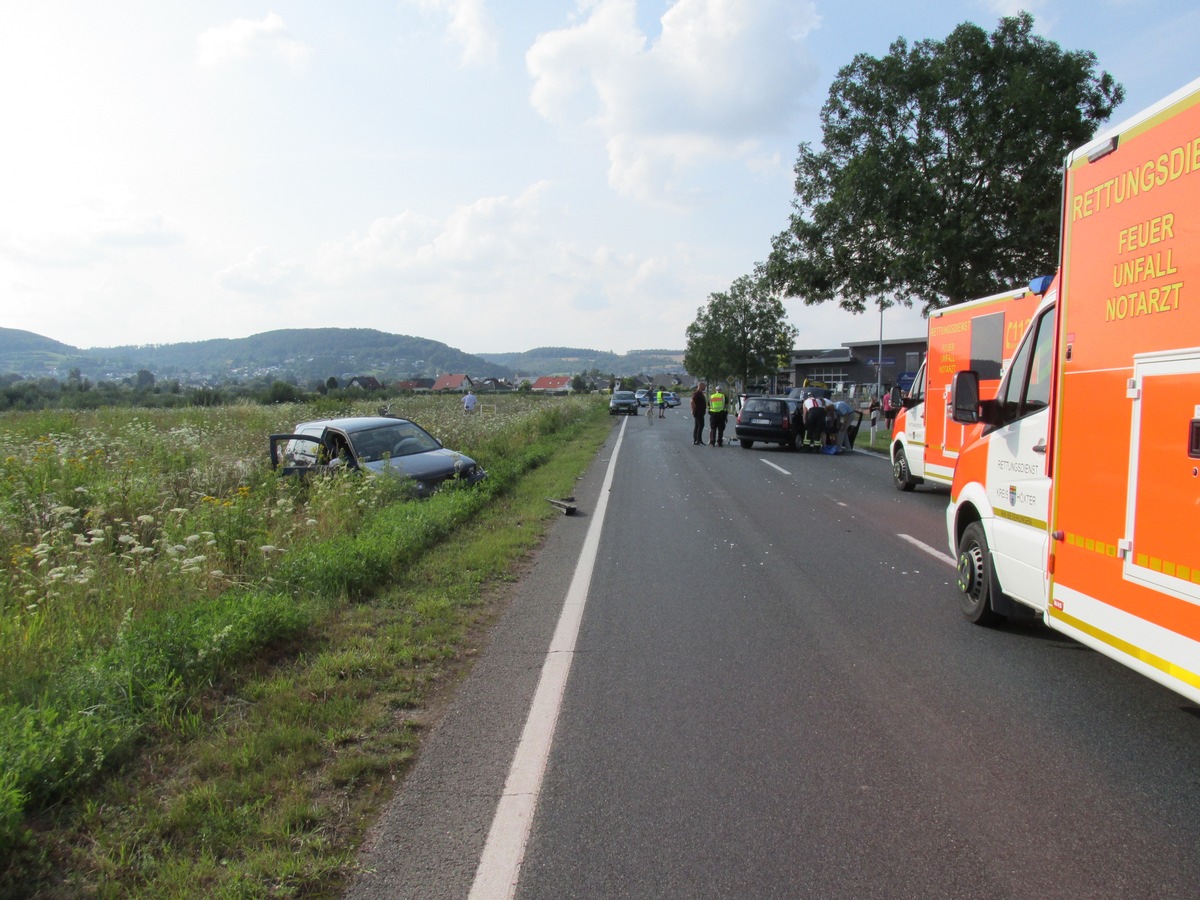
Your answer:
0,395 -> 612,897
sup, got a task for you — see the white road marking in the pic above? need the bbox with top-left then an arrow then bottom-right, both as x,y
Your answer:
898,533 -> 956,567
760,459 -> 791,475
468,413 -> 625,899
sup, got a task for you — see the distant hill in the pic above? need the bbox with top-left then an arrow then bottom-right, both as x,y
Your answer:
0,329 -> 94,378
477,347 -> 686,377
0,328 -> 688,383
0,327 -> 511,384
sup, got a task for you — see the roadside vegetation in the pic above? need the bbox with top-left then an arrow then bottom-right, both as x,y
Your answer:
0,394 -> 612,896
0,367 -> 616,414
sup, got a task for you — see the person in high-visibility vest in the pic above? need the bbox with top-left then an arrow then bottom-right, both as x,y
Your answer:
656,389 -> 666,418
708,386 -> 727,446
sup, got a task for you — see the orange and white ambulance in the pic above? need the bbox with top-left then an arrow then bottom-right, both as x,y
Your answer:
946,77 -> 1200,704
891,287 -> 1038,491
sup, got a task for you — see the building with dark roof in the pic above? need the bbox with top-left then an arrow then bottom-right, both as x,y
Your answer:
782,335 -> 926,398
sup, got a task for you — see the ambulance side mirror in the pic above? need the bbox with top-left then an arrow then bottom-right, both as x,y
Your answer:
950,371 -> 980,424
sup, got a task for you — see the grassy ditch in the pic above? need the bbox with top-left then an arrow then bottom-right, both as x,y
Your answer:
0,396 -> 612,897
859,422 -> 892,455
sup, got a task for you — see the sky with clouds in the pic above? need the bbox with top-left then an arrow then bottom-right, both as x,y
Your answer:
1,1 -> 1196,355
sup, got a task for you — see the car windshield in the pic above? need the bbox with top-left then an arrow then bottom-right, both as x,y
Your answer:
743,398 -> 784,415
613,391 -> 635,400
348,422 -> 442,462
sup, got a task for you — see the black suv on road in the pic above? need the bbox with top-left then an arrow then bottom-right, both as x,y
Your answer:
734,396 -> 803,450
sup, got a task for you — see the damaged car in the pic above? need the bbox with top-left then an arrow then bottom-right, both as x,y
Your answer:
269,415 -> 486,498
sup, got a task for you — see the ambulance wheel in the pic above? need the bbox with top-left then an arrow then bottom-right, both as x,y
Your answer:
956,522 -> 1003,626
892,447 -> 916,492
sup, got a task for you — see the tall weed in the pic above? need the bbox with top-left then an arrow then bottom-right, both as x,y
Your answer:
0,394 -> 599,851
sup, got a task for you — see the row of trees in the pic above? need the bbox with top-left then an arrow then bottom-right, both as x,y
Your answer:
685,13 -> 1123,387
0,371 -> 636,412
0,372 -> 429,412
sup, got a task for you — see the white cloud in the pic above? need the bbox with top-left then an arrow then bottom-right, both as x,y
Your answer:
527,0 -> 820,204
407,0 -> 500,67
204,182 -> 713,350
984,0 -> 1050,20
196,13 -> 313,71
0,199 -> 183,267
313,186 -> 548,285
215,247 -> 305,295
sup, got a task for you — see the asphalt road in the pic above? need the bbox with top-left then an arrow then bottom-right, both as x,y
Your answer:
348,410 -> 1200,899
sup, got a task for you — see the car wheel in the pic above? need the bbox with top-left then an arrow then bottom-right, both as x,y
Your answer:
956,521 -> 1004,626
739,438 -> 753,449
892,446 -> 917,492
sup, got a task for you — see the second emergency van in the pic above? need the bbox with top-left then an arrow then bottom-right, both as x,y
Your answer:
892,287 -> 1038,491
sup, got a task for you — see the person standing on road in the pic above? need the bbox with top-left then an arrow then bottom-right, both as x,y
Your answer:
883,386 -> 898,430
802,392 -> 825,449
656,388 -> 666,418
690,382 -> 707,445
834,398 -> 855,452
708,385 -> 728,447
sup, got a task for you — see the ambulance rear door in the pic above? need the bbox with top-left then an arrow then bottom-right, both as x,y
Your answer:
1123,348 -> 1200,604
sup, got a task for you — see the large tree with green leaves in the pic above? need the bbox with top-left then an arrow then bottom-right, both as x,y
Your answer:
684,275 -> 798,388
761,13 -> 1123,314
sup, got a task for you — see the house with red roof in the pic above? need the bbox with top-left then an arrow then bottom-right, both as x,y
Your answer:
431,373 -> 474,393
530,376 -> 572,394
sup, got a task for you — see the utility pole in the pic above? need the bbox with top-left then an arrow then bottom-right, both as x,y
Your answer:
872,301 -> 884,446
876,300 -> 884,401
